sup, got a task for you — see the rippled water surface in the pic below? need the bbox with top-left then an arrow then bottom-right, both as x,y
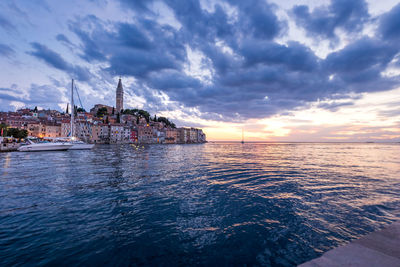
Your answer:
1,143 -> 399,266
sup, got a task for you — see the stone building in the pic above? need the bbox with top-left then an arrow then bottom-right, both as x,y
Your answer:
116,78 -> 124,113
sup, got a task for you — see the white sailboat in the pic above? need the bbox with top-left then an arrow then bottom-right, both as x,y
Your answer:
18,138 -> 72,152
68,79 -> 95,150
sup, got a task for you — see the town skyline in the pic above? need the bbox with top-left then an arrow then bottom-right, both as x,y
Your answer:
0,0 -> 399,142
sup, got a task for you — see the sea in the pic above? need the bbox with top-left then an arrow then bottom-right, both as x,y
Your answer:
1,143 -> 399,266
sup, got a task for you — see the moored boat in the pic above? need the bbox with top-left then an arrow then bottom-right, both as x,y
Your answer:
18,138 -> 72,152
68,140 -> 95,150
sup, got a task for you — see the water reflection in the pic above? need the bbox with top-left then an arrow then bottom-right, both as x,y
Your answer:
0,143 -> 399,266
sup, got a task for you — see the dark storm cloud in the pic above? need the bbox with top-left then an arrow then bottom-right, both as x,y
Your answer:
292,0 -> 369,41
27,42 -> 92,82
379,3 -> 400,41
227,0 -> 286,40
323,37 -> 400,91
68,15 -> 187,77
28,42 -> 70,70
240,40 -> 319,72
68,15 -> 107,62
324,38 -> 396,73
33,0 -> 397,121
0,43 -> 15,58
148,70 -> 202,91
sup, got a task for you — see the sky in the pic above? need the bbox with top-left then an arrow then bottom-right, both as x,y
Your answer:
0,0 -> 399,142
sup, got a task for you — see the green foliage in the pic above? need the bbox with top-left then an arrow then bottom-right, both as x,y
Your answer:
157,117 -> 176,128
96,107 -> 108,118
112,106 -> 115,115
122,109 -> 175,127
138,110 -> 150,122
76,107 -> 86,113
116,113 -> 120,123
123,109 -> 150,122
0,124 -> 28,138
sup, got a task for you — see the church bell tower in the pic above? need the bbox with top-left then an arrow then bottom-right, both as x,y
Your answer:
116,78 -> 124,113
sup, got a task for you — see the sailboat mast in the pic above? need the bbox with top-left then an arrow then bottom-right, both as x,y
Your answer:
71,79 -> 74,139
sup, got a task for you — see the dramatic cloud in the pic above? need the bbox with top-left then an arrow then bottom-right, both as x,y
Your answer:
27,42 -> 92,81
292,0 -> 369,41
379,3 -> 400,41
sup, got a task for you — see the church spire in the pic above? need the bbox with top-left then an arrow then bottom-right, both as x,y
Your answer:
116,78 -> 124,113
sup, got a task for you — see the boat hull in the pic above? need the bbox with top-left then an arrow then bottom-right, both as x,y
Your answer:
18,143 -> 73,152
69,143 -> 95,150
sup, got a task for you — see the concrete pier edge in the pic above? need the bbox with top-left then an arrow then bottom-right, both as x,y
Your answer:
299,221 -> 400,267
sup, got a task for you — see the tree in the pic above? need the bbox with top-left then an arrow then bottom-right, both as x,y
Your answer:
116,113 -> 120,123
33,106 -> 38,112
138,110 -> 150,122
157,116 -> 176,128
66,103 -> 69,114
105,116 -> 109,124
17,129 -> 28,139
153,114 -> 157,121
76,107 -> 86,113
112,106 -> 115,115
6,128 -> 28,139
96,107 -> 108,118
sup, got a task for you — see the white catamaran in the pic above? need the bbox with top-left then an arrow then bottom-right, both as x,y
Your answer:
68,79 -> 94,150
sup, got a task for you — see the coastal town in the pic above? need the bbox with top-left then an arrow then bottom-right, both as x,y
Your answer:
0,79 -> 206,145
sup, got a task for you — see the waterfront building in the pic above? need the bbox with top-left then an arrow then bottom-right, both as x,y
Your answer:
178,128 -> 190,143
75,122 -> 92,142
166,128 -> 179,144
27,123 -> 45,137
190,128 -> 198,143
61,120 -> 71,137
110,124 -> 130,143
198,129 -> 206,143
138,125 -> 153,144
44,124 -> 62,138
100,124 -> 110,143
90,124 -> 101,143
130,129 -> 138,143
116,79 -> 124,113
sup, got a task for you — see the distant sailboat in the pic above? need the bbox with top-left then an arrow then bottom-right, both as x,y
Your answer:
241,128 -> 244,144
